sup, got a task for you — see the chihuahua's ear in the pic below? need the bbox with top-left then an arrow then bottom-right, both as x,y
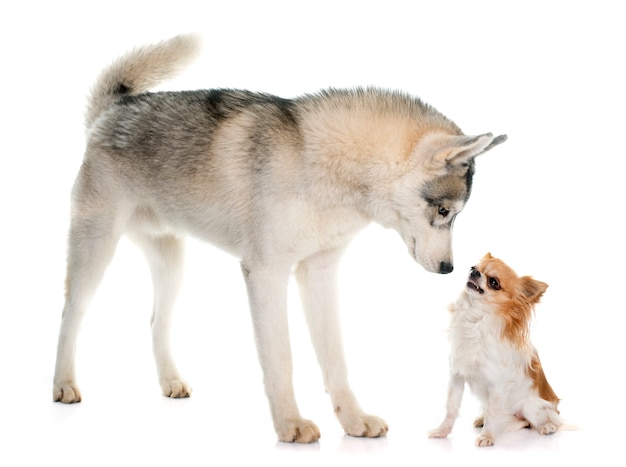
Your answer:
482,252 -> 495,261
519,277 -> 548,304
419,133 -> 507,170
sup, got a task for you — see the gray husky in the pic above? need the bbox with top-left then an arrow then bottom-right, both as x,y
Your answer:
53,34 -> 507,443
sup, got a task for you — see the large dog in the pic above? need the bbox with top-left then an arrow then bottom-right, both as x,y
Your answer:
53,34 -> 507,443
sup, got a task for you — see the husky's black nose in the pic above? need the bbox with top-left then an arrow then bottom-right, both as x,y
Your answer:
440,262 -> 454,274
470,267 -> 481,279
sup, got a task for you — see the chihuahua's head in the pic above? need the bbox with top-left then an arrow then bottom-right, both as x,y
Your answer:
465,253 -> 548,344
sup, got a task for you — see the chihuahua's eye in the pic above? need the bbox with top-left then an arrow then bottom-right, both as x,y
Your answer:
438,207 -> 450,217
488,277 -> 501,290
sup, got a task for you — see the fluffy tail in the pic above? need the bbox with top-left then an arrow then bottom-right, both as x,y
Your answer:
85,33 -> 202,129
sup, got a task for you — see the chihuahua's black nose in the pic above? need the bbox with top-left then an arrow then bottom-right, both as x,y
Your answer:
470,267 -> 481,279
440,262 -> 454,274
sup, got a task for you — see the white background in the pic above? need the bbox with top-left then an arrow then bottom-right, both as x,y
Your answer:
1,1 -> 624,465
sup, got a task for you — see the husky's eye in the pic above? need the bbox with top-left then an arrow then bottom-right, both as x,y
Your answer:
438,207 -> 450,217
488,277 -> 501,290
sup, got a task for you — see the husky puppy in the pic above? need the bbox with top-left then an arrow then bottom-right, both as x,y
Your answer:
429,253 -> 562,446
53,34 -> 507,443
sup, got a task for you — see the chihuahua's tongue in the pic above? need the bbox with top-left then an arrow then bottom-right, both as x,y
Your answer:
467,281 -> 484,294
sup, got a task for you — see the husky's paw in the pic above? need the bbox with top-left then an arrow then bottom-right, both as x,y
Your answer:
428,426 -> 451,439
161,378 -> 192,398
473,416 -> 484,428
339,412 -> 389,438
277,419 -> 321,443
475,434 -> 495,447
538,422 -> 557,435
53,382 -> 82,403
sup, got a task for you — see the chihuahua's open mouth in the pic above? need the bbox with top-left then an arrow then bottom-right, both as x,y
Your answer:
466,280 -> 484,294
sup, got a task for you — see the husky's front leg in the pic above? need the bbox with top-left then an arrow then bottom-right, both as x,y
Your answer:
241,262 -> 320,443
296,249 -> 388,438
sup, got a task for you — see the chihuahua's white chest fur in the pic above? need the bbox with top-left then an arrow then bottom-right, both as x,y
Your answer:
448,296 -> 537,417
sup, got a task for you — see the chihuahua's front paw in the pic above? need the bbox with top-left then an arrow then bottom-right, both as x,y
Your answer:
475,434 -> 495,447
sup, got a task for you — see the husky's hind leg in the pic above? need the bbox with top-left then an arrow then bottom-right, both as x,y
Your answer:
132,232 -> 190,398
296,248 -> 389,438
53,208 -> 123,403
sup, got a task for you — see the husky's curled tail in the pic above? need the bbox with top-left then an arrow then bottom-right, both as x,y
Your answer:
85,34 -> 202,129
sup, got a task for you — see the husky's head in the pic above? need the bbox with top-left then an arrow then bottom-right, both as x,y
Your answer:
380,132 -> 507,274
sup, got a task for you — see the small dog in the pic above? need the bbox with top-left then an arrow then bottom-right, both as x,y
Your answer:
52,34 -> 508,443
429,253 -> 562,447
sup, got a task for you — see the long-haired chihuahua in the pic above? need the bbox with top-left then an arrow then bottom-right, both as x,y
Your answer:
429,253 -> 562,447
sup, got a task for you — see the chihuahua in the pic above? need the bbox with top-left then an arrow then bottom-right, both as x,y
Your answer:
429,253 -> 562,447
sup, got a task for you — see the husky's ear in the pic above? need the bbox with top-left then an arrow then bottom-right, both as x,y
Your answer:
422,133 -> 507,169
